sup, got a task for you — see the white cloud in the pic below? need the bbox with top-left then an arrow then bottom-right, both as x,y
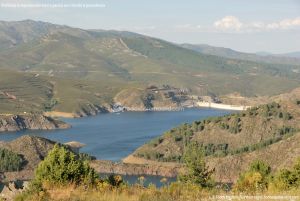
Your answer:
214,16 -> 300,33
266,17 -> 300,30
214,16 -> 243,31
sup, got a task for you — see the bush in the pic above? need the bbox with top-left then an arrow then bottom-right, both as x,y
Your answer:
272,158 -> 300,190
31,144 -> 98,191
0,148 -> 23,172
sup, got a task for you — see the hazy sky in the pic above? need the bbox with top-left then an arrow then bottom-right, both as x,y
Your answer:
0,0 -> 299,53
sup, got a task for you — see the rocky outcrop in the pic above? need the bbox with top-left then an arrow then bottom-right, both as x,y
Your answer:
0,114 -> 70,132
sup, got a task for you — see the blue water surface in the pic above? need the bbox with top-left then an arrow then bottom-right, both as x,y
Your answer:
0,108 -> 233,161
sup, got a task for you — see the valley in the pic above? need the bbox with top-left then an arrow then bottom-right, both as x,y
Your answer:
0,18 -> 300,200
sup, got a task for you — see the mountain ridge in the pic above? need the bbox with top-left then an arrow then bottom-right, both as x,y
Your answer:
181,43 -> 300,66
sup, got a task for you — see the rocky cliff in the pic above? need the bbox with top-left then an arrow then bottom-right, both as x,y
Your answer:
0,114 -> 70,132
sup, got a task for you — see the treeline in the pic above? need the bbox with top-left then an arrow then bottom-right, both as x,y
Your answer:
231,126 -> 297,155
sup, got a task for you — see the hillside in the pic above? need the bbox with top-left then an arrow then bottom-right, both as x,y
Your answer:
181,44 -> 300,66
114,86 -> 188,110
0,20 -> 61,50
126,90 -> 300,182
0,21 -> 299,111
131,101 -> 300,161
0,69 -> 132,116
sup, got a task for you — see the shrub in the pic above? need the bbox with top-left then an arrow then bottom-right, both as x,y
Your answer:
0,148 -> 23,172
234,160 -> 271,193
31,144 -> 98,191
106,175 -> 124,187
250,160 -> 271,177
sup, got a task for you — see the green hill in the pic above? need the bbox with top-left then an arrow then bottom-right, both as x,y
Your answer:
0,20 -> 300,114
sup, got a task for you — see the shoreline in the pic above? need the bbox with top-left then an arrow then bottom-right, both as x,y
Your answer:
43,103 -> 248,118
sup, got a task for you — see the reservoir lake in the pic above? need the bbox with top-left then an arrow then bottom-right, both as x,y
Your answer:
0,108 -> 233,161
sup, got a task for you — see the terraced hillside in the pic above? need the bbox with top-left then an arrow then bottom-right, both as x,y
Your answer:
0,69 -> 133,116
0,20 -> 300,99
0,70 -> 54,114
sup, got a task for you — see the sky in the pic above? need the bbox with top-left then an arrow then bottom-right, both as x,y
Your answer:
0,0 -> 299,53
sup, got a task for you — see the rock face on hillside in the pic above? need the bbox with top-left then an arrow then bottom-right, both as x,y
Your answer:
0,114 -> 70,132
114,86 -> 189,111
76,104 -> 109,117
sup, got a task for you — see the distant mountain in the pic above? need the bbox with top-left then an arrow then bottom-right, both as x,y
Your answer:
0,20 -> 62,50
181,44 -> 300,66
281,51 -> 300,58
0,20 -> 300,114
256,51 -> 300,59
